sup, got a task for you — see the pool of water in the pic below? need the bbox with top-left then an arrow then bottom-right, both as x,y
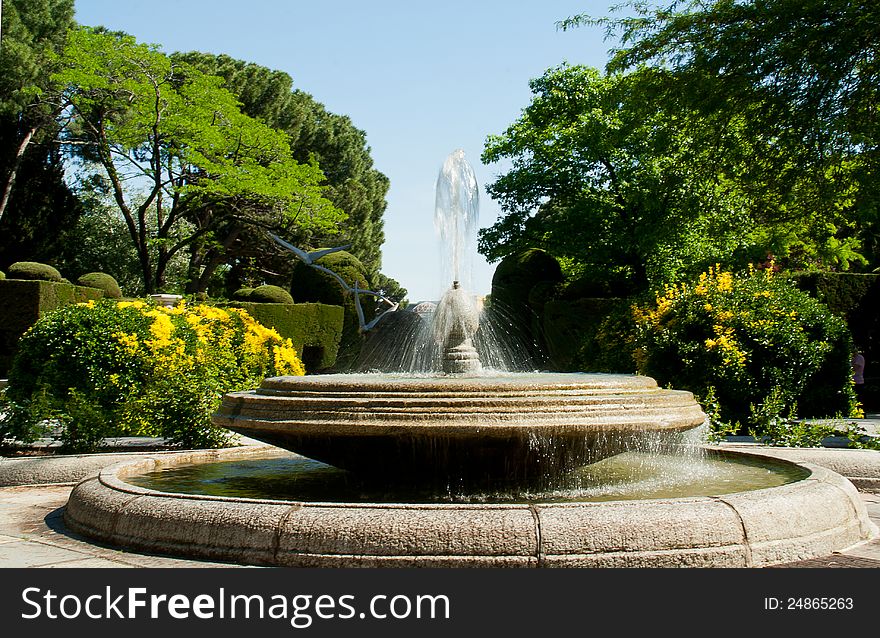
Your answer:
124,449 -> 810,504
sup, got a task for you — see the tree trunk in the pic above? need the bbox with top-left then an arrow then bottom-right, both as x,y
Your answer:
0,125 -> 37,223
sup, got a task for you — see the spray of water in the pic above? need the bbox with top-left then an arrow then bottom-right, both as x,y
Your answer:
434,148 -> 479,289
358,149 -> 539,374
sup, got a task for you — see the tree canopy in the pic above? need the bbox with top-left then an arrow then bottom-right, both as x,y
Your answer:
0,0 -> 79,261
53,28 -> 344,294
560,0 -> 879,272
172,52 -> 389,287
480,64 -> 799,287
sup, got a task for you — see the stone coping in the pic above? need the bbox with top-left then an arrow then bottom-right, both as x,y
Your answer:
714,443 -> 880,491
62,446 -> 878,568
0,443 -> 275,487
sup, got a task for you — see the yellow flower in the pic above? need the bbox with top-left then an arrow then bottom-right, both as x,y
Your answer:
113,331 -> 140,355
117,300 -> 146,310
715,271 -> 733,292
273,342 -> 306,376
145,312 -> 176,350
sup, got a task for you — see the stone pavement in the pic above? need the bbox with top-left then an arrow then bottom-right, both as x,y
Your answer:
0,483 -> 238,567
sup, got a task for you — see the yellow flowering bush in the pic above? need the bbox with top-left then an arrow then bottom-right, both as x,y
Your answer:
1,299 -> 304,450
633,265 -> 856,432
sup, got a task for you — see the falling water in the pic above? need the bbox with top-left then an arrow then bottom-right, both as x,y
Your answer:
358,150 -> 538,373
434,148 -> 479,290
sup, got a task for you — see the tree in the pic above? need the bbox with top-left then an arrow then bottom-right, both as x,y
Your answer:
172,53 -> 389,286
53,28 -> 343,294
481,64 -> 772,288
561,0 -> 879,271
0,0 -> 78,259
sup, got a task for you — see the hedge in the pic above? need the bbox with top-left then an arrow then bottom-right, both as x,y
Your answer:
226,302 -> 344,372
0,280 -> 104,376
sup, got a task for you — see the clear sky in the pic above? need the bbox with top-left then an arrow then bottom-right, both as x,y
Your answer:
72,0 -> 616,302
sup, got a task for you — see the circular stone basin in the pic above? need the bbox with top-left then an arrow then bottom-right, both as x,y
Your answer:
63,446 -> 878,568
212,373 -> 707,486
124,449 -> 809,504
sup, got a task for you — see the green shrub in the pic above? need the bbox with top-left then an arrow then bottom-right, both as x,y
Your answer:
7,261 -> 63,282
290,251 -> 372,370
249,284 -> 294,304
0,280 -> 104,376
232,287 -> 255,301
77,272 -> 123,299
0,271 -> 5,280
228,302 -> 344,371
0,299 -> 305,451
633,265 -> 855,432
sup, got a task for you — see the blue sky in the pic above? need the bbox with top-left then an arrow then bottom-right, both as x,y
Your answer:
72,0 -> 616,301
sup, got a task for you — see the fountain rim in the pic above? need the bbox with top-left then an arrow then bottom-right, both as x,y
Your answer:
62,445 -> 877,567
91,446 -> 806,509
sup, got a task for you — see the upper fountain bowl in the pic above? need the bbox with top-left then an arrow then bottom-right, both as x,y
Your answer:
213,372 -> 706,488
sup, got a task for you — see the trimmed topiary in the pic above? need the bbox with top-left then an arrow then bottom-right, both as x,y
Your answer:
249,285 -> 294,304
232,288 -> 255,301
7,261 -> 63,282
290,251 -> 372,370
291,251 -> 370,306
77,272 -> 123,299
491,249 -> 563,314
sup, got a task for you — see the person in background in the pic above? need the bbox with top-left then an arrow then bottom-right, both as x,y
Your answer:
852,347 -> 866,406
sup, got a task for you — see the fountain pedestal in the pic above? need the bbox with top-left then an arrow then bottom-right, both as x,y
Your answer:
213,372 -> 707,488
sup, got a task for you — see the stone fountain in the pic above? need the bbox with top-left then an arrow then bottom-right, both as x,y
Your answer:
62,150 -> 877,567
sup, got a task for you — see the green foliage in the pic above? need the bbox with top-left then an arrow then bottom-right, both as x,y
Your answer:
232,288 -> 255,301
228,302 -> 344,372
789,272 -> 879,318
248,285 -> 294,305
54,178 -> 178,297
291,251 -> 370,306
563,0 -> 879,274
0,299 -> 305,451
7,261 -> 63,282
633,265 -> 856,433
0,271 -> 5,280
0,116 -> 82,269
0,0 -> 79,246
76,272 -> 122,299
289,250 -> 371,370
491,249 -> 563,313
0,0 -> 75,116
52,28 -> 344,295
489,249 -> 563,365
696,386 -> 739,443
480,65 -> 780,288
171,52 -> 389,289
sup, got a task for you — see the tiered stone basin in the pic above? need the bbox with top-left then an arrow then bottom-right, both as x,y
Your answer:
60,372 -> 878,566
211,373 -> 707,486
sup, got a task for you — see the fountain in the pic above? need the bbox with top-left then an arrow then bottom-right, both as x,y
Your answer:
63,150 -> 877,567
